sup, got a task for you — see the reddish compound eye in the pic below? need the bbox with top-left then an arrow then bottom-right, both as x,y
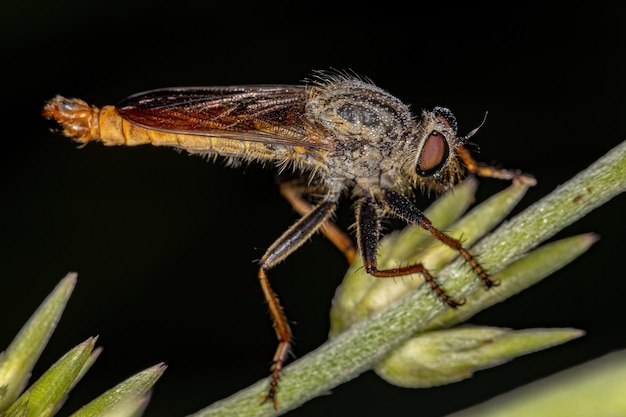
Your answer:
416,131 -> 449,177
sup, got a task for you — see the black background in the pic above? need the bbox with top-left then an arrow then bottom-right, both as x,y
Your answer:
1,2 -> 624,416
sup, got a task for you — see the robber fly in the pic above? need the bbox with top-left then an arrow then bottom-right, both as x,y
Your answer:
42,71 -> 534,407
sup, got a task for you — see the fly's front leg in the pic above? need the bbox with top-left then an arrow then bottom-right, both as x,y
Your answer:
356,195 -> 463,307
456,145 -> 537,186
382,190 -> 498,300
278,179 -> 357,264
258,196 -> 338,408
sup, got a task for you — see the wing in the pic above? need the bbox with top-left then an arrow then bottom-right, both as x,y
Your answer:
116,85 -> 333,150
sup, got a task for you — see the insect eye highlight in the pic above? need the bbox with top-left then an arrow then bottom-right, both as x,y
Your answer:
416,131 -> 450,177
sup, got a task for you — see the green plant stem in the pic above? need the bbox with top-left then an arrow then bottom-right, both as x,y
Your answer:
190,140 -> 626,417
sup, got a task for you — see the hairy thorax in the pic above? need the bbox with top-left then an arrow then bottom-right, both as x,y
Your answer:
304,78 -> 417,191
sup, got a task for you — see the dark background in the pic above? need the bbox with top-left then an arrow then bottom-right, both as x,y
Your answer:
1,2 -> 624,416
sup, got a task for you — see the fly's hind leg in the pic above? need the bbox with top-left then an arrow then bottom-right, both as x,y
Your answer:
278,179 -> 357,264
258,194 -> 339,408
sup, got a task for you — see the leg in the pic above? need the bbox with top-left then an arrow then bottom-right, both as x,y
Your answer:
278,179 -> 357,264
356,195 -> 463,307
383,190 -> 496,288
456,145 -> 537,185
259,196 -> 338,408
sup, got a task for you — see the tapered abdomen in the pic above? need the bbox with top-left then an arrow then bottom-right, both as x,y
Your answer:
42,96 -> 287,160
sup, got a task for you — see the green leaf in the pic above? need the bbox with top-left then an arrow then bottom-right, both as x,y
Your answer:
447,350 -> 626,417
69,363 -> 166,417
423,233 -> 599,331
375,326 -> 583,387
4,337 -> 97,417
0,273 -> 77,411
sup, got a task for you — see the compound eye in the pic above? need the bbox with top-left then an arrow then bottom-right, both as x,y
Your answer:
416,131 -> 449,177
433,106 -> 458,133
